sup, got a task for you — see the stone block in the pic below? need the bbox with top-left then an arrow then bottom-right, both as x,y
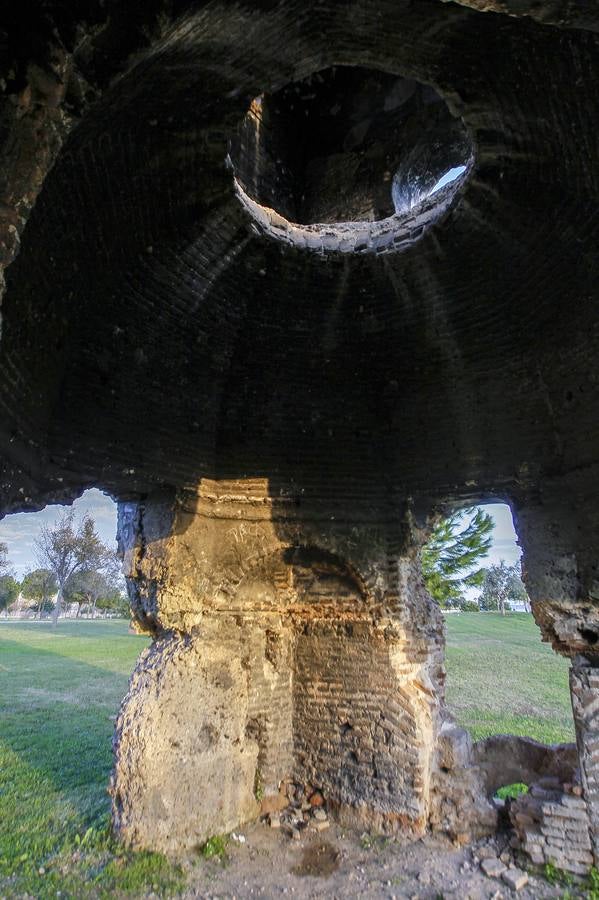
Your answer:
560,794 -> 587,810
541,803 -> 589,821
437,724 -> 472,770
528,847 -> 545,865
481,858 -> 506,878
477,846 -> 499,861
502,868 -> 529,891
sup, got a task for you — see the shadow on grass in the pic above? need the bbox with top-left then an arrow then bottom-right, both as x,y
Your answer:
0,624 -> 188,897
0,636 -> 143,820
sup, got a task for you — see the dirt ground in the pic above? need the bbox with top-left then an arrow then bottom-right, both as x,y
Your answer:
181,822 -> 567,900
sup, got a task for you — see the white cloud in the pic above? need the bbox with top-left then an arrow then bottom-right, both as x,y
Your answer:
454,502 -> 522,600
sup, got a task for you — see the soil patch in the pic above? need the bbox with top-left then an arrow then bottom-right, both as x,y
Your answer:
291,840 -> 340,878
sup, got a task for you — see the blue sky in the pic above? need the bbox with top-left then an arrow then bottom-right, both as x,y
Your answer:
0,492 -> 520,583
0,489 -> 118,578
430,165 -> 467,195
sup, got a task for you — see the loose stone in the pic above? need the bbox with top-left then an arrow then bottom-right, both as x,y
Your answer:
501,868 -> 529,891
480,857 -> 506,878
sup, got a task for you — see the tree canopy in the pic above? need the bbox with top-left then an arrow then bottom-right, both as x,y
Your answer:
479,561 -> 529,614
0,574 -> 20,613
0,541 -> 11,576
0,542 -> 18,613
422,507 -> 494,608
21,568 -> 58,617
64,563 -> 125,617
35,510 -> 107,626
1,505 -> 126,622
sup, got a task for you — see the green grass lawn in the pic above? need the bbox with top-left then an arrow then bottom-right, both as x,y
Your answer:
0,613 -> 576,897
0,620 -> 183,898
445,612 -> 575,744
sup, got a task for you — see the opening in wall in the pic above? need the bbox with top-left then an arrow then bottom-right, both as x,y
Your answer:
422,501 -> 574,744
0,490 -> 163,893
423,502 -> 578,814
0,489 -> 124,621
229,65 -> 474,255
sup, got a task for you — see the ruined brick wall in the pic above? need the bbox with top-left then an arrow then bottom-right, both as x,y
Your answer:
510,781 -> 593,875
112,477 -> 448,850
294,620 -> 431,834
570,660 -> 599,861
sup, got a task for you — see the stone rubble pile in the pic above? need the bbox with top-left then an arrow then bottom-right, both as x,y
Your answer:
509,778 -> 593,875
474,841 -> 529,892
265,783 -> 330,839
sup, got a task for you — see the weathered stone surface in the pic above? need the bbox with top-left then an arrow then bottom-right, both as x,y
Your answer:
473,735 -> 577,798
440,0 -> 599,31
429,719 -> 497,843
570,660 -> 599,861
501,868 -> 528,891
510,778 -> 593,875
112,479 -> 447,850
110,632 -> 262,852
438,724 -> 473,771
480,857 -> 506,878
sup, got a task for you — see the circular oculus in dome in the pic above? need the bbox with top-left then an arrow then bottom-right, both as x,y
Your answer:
229,66 -> 474,255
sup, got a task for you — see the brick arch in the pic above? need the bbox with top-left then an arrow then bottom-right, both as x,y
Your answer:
231,541 -> 374,608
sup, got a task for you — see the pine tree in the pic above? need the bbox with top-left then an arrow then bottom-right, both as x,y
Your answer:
422,507 -> 494,608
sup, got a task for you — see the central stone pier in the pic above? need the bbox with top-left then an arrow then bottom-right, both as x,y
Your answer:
110,479 -> 451,852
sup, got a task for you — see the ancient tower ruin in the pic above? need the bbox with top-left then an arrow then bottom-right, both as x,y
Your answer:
1,0 -> 598,870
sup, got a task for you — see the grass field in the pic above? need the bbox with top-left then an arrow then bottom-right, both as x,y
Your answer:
445,612 -> 574,745
0,613 -> 575,897
0,620 -> 183,898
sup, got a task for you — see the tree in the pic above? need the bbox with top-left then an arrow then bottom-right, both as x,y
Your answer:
0,575 -> 20,615
96,585 -> 128,618
21,568 -> 58,618
0,541 -> 9,575
478,561 -> 530,615
35,511 -> 106,627
65,567 -> 112,618
422,507 -> 494,608
64,552 -> 126,618
0,542 -> 18,615
97,551 -> 128,617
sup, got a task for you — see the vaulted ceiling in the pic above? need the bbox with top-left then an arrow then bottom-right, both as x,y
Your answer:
0,0 -> 597,518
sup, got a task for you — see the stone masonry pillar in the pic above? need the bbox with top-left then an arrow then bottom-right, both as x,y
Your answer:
517,487 -> 599,871
570,657 -> 599,864
110,480 -> 447,852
